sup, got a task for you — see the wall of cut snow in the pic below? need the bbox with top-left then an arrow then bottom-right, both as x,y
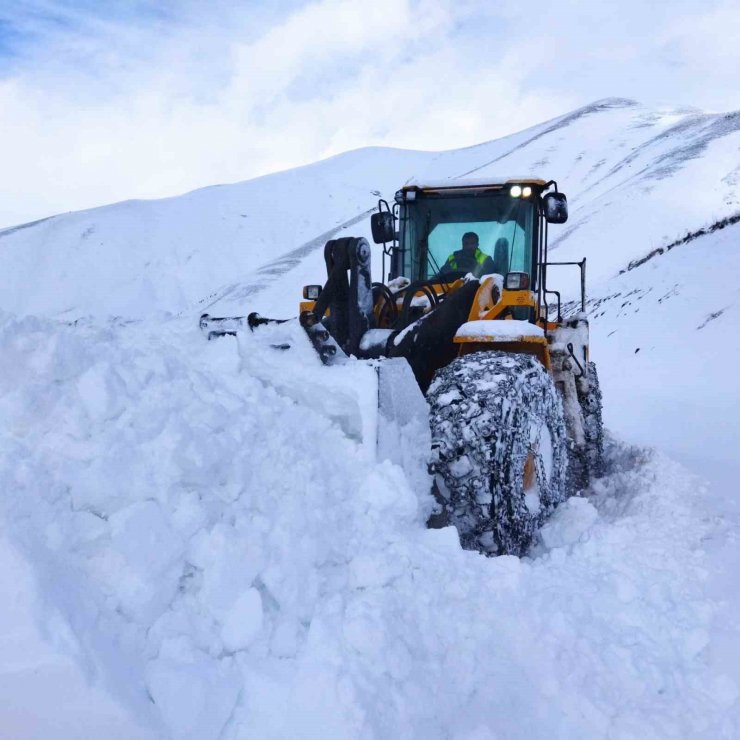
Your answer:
0,311 -> 737,738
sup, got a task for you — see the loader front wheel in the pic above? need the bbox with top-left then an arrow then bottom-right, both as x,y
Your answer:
428,351 -> 568,556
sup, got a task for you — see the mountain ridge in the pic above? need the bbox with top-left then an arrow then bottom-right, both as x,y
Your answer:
1,98 -> 739,319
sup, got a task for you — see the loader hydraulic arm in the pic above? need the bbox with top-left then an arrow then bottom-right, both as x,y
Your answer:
300,236 -> 375,358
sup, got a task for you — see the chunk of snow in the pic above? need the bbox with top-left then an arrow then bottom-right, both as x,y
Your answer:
220,588 -> 263,652
539,496 -> 598,549
359,328 -> 393,352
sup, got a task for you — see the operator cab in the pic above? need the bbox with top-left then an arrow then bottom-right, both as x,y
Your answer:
370,177 -> 570,322
392,178 -> 549,283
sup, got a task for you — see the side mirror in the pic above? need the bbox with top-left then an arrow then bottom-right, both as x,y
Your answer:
543,192 -> 568,224
370,211 -> 395,244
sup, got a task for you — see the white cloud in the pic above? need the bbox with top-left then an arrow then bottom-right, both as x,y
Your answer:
0,0 -> 738,227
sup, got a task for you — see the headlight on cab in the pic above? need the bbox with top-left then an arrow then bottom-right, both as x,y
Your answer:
302,284 -> 322,300
505,272 -> 530,290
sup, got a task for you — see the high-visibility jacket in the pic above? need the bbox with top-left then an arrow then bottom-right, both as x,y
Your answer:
444,247 -> 492,273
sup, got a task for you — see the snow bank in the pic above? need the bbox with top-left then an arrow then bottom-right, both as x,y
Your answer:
0,535 -> 153,739
0,312 -> 736,738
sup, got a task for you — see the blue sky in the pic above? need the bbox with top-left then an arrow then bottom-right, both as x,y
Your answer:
0,0 -> 738,226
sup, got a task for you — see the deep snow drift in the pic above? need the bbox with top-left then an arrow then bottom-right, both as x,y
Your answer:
1,98 -> 739,737
0,313 -> 736,738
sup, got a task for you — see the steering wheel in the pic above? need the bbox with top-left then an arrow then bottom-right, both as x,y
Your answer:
435,270 -> 468,282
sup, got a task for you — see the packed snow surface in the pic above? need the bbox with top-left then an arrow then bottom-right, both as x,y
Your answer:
1,98 -> 739,737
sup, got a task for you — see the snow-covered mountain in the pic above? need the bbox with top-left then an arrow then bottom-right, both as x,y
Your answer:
2,97 -> 739,319
1,98 -> 738,739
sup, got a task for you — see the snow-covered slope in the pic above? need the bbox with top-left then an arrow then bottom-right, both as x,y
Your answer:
1,99 -> 739,738
587,214 -> 740,488
0,147 -> 424,318
2,98 -> 739,319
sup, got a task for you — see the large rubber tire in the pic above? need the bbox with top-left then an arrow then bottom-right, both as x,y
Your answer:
428,351 -> 569,556
577,361 -> 605,480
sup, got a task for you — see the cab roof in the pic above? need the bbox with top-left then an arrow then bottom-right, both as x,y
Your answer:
402,176 -> 549,191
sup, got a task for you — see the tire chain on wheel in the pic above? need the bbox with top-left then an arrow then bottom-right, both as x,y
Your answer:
576,361 -> 605,480
428,351 -> 568,556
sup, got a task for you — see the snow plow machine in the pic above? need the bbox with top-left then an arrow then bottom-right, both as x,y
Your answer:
201,178 -> 604,556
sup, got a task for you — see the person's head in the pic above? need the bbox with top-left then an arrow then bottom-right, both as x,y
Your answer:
462,232 -> 479,252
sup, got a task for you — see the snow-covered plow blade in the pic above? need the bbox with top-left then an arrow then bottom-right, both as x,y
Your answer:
200,312 -> 286,341
200,312 -> 430,490
375,358 -> 431,494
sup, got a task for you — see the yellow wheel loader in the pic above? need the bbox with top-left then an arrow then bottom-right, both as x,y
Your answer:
202,178 -> 603,556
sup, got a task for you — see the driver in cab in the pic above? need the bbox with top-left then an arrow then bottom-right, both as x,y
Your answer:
440,231 -> 502,277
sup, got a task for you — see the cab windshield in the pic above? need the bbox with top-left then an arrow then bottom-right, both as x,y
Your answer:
399,191 -> 536,281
